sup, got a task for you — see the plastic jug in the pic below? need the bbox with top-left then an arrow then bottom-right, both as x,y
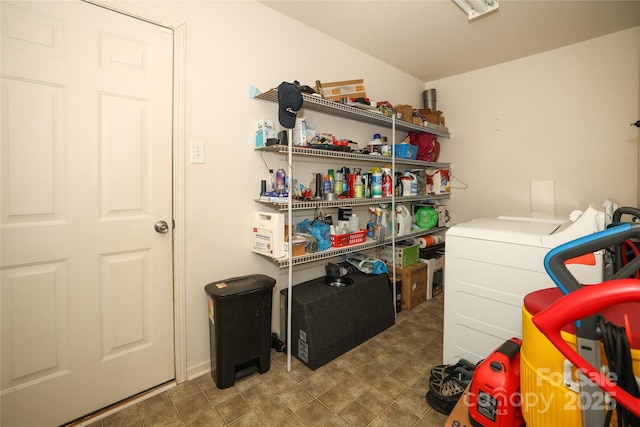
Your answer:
396,205 -> 412,236
404,171 -> 418,195
400,175 -> 412,196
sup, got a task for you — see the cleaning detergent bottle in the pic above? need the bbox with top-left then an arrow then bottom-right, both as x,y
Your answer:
372,209 -> 380,240
404,171 -> 418,195
394,171 -> 403,196
323,174 -> 332,194
372,169 -> 382,198
381,167 -> 392,197
366,207 -> 376,237
396,205 -> 412,236
373,207 -> 387,241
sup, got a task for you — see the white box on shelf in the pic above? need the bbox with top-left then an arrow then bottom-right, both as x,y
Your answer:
257,119 -> 273,129
251,211 -> 285,258
255,128 -> 278,148
292,117 -> 307,146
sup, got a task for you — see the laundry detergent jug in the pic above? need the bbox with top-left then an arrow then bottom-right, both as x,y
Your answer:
396,205 -> 412,236
404,171 -> 418,196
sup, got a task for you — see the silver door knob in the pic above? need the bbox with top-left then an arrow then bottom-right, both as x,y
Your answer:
155,221 -> 169,234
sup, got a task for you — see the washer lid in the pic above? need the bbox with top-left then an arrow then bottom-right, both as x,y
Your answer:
446,217 -> 565,245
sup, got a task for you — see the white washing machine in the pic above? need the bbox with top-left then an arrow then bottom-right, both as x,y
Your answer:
443,206 -> 606,365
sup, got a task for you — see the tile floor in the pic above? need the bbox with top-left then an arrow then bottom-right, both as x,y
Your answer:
87,296 -> 448,427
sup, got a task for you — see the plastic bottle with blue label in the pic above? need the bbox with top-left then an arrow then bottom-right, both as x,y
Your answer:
404,171 -> 418,196
372,171 -> 382,198
366,207 -> 376,237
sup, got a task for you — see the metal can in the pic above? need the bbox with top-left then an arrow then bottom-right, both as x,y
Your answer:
275,168 -> 286,193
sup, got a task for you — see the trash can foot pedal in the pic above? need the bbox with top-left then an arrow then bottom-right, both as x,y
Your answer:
234,360 -> 260,380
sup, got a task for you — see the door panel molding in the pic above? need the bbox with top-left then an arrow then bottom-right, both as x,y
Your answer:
83,0 -> 188,385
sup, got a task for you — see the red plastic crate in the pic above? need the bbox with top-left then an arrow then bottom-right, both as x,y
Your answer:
331,229 -> 367,248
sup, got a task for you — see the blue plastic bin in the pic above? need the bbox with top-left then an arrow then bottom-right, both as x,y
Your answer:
393,144 -> 418,160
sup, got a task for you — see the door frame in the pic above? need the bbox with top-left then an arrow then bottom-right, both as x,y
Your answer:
84,0 -> 188,384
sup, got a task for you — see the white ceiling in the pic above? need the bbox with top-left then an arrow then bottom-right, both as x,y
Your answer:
259,0 -> 640,82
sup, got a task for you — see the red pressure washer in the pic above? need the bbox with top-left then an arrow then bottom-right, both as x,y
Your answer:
468,337 -> 525,427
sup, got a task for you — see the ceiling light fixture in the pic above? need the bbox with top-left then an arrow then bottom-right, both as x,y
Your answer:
453,0 -> 499,21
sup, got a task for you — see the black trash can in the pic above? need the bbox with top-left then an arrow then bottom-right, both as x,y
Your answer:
204,274 -> 276,389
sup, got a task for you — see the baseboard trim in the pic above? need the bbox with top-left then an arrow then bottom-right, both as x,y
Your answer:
187,360 -> 211,382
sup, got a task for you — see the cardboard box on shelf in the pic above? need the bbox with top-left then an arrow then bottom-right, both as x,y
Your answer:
393,104 -> 413,123
378,243 -> 419,268
417,108 -> 445,126
444,384 -> 472,426
284,238 -> 305,257
285,225 -> 306,257
388,262 -> 427,310
316,79 -> 366,102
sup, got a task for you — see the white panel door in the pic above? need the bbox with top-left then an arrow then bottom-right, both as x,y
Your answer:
0,1 -> 175,425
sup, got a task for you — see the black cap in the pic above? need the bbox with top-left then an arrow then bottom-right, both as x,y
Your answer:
278,82 -> 303,129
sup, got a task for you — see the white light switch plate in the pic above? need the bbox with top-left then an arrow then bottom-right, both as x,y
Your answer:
190,141 -> 205,164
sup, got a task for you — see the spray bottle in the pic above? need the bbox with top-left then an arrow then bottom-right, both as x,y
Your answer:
373,207 -> 387,241
380,208 -> 389,240
373,208 -> 381,240
366,207 -> 376,237
381,167 -> 392,197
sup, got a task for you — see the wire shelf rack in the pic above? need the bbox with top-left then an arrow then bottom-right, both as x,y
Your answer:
253,88 -> 450,138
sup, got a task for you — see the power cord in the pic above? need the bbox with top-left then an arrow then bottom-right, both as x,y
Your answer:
598,315 -> 640,426
271,333 -> 286,353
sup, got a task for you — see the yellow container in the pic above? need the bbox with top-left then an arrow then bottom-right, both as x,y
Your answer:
521,306 -> 640,426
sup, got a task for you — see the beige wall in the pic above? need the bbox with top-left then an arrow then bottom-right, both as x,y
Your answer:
123,2 -> 639,379
133,1 -> 429,378
428,27 -> 640,224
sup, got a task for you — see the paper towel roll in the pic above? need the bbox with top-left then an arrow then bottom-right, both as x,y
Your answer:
414,235 -> 439,248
